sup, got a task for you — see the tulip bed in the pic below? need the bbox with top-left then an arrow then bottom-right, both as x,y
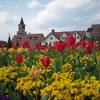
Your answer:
0,39 -> 100,100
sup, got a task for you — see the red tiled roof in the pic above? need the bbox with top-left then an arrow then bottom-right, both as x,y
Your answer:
76,31 -> 86,37
44,31 -> 86,41
65,31 -> 86,37
44,32 -> 63,40
27,33 -> 44,43
12,33 -> 44,47
53,32 -> 64,39
65,31 -> 74,35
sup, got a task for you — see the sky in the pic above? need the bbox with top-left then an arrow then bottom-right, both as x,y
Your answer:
0,0 -> 100,41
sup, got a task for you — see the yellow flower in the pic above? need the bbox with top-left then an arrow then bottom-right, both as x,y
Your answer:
8,48 -> 15,53
96,55 -> 100,59
3,47 -> 7,52
62,63 -> 72,72
29,66 -> 40,80
23,90 -> 27,96
74,94 -> 84,100
36,80 -> 42,87
90,76 -> 96,81
17,48 -> 24,53
52,90 -> 63,99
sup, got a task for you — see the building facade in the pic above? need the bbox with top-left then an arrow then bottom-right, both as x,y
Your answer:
12,18 -> 99,48
12,18 -> 44,48
42,29 -> 86,46
87,24 -> 100,43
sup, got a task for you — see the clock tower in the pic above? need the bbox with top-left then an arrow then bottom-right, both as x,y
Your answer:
17,17 -> 26,34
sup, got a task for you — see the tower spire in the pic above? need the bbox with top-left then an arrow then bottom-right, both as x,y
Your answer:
17,17 -> 26,34
20,17 -> 24,25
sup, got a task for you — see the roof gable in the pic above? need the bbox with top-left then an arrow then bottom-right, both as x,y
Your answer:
44,32 -> 59,42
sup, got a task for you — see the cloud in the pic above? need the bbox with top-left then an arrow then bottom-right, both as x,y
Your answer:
0,10 -> 20,25
0,10 -> 21,41
0,0 -> 100,41
27,0 -> 44,8
28,0 -> 98,30
0,11 -> 9,24
94,11 -> 100,20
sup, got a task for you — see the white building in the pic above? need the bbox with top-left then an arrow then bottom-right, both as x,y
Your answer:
42,29 -> 86,46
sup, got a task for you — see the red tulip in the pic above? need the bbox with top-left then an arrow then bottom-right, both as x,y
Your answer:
22,39 -> 30,48
80,40 -> 87,48
73,43 -> 79,48
16,54 -> 23,64
54,41 -> 66,52
85,42 -> 96,53
65,35 -> 76,47
41,56 -> 50,68
35,44 -> 46,51
12,43 -> 18,49
47,45 -> 54,50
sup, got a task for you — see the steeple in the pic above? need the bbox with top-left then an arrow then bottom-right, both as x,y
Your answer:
17,17 -> 26,34
20,17 -> 24,25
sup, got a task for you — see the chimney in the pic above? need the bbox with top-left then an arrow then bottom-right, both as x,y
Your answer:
51,29 -> 55,33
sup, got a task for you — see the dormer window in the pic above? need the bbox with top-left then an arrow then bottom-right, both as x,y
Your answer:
73,34 -> 76,37
62,37 -> 64,40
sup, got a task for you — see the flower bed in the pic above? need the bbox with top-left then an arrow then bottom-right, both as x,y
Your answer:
0,38 -> 100,100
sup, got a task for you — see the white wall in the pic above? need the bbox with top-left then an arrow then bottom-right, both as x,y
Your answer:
42,34 -> 59,46
73,32 -> 81,43
60,33 -> 68,41
86,32 -> 91,38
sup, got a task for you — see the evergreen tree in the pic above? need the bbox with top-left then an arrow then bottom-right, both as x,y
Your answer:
16,40 -> 19,46
7,35 -> 12,48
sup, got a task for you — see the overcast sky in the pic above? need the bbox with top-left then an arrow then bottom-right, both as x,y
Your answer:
0,0 -> 100,41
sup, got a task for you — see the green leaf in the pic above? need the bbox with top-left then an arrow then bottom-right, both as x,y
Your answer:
41,96 -> 48,100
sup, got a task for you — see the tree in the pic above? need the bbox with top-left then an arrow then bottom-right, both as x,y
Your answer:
7,35 -> 12,48
16,40 -> 19,46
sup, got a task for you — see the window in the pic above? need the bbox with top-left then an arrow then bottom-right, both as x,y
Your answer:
77,36 -> 79,39
53,42 -> 55,45
61,37 -> 65,41
16,40 -> 20,46
45,42 -> 48,46
49,42 -> 51,46
50,37 -> 53,40
62,37 -> 64,40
